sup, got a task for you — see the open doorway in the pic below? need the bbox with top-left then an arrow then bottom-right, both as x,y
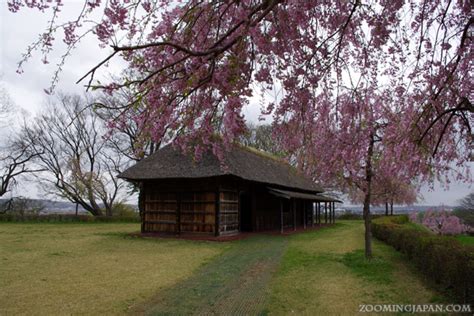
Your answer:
239,191 -> 252,232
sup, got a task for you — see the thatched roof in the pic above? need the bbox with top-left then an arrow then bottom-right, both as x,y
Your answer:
119,144 -> 323,193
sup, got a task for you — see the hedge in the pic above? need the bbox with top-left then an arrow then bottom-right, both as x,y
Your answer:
0,214 -> 140,223
372,216 -> 474,304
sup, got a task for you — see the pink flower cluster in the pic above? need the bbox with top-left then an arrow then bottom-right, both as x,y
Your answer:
410,210 -> 469,236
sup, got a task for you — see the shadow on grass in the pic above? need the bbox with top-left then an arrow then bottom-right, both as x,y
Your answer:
340,249 -> 394,284
131,235 -> 288,316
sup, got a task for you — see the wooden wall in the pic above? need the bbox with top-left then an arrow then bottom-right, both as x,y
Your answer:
219,190 -> 239,235
140,176 -> 315,235
141,177 -> 239,235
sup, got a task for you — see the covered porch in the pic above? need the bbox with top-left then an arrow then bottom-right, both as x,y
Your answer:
267,188 -> 342,234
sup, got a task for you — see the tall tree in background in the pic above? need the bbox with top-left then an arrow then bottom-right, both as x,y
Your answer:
453,192 -> 474,227
8,1 -> 472,257
21,94 -> 130,216
239,123 -> 282,155
0,83 -> 42,197
94,81 -> 162,162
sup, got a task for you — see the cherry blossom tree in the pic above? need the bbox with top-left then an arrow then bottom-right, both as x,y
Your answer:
8,0 -> 473,257
411,210 -> 470,235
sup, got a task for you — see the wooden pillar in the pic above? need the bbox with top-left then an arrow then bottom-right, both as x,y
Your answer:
139,183 -> 145,233
293,199 -> 297,231
215,188 -> 220,237
325,202 -> 328,224
303,201 -> 307,229
318,202 -> 321,225
280,199 -> 284,234
330,202 -> 333,224
333,202 -> 336,223
328,202 -> 331,223
238,191 -> 242,232
311,202 -> 315,228
176,192 -> 181,234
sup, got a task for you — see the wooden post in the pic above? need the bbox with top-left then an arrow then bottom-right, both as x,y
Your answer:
328,202 -> 331,223
280,199 -> 284,234
176,192 -> 181,235
311,202 -> 315,228
139,184 -> 145,233
215,188 -> 220,237
325,202 -> 328,224
293,199 -> 296,231
333,202 -> 336,223
330,202 -> 333,223
303,201 -> 307,229
318,202 -> 321,225
238,191 -> 242,232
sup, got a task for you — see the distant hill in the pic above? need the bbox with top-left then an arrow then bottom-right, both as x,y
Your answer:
0,198 -> 138,215
340,205 -> 454,214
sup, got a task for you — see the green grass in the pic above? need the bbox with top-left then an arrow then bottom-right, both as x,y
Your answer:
0,221 -> 444,315
137,235 -> 288,315
267,221 -> 440,315
0,223 -> 225,315
456,235 -> 474,245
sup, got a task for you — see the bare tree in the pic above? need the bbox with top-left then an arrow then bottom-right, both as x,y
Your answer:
94,88 -> 159,162
0,197 -> 45,215
21,94 -> 129,216
0,141 -> 42,197
0,83 -> 42,197
453,192 -> 474,227
239,123 -> 283,155
0,79 -> 13,127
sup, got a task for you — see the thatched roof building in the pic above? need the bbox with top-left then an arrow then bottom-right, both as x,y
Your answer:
120,144 -> 340,236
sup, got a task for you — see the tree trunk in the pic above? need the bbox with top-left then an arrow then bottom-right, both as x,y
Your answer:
105,204 -> 113,216
390,199 -> 394,216
363,131 -> 375,259
385,201 -> 389,216
363,190 -> 373,260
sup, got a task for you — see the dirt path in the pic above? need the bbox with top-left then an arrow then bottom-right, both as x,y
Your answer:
132,236 -> 288,316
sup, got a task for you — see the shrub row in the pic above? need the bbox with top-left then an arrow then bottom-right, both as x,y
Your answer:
0,214 -> 140,223
372,216 -> 474,304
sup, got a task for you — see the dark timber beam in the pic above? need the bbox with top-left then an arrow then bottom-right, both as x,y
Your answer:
303,201 -> 307,229
293,199 -> 296,231
328,202 -> 331,223
280,199 -> 284,234
333,202 -> 336,224
139,183 -> 145,233
325,202 -> 328,224
215,187 -> 220,237
318,202 -> 321,225
177,192 -> 181,234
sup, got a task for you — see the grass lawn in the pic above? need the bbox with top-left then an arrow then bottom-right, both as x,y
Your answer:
0,221 -> 442,315
0,223 -> 225,315
268,221 -> 440,315
456,235 -> 474,245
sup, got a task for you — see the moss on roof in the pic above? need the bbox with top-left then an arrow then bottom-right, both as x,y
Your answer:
119,144 -> 322,193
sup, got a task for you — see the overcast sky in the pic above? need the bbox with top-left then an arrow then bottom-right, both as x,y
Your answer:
0,1 -> 471,205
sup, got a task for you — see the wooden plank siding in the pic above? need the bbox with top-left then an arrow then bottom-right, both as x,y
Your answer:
219,190 -> 239,235
139,176 -> 325,235
141,177 -> 240,235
